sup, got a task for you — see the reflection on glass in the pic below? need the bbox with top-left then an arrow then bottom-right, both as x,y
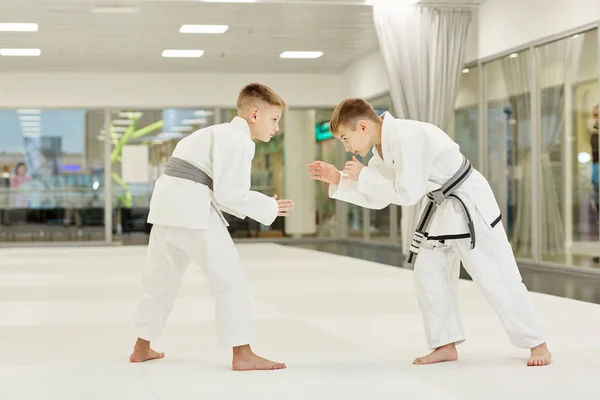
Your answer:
0,109 -> 106,242
368,98 -> 394,242
109,108 -> 217,244
536,29 -> 599,265
485,50 -> 532,257
454,66 -> 479,169
218,109 -> 284,238
315,110 -> 337,237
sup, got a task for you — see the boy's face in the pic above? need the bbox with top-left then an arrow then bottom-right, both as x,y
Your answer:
336,120 -> 371,157
249,103 -> 282,142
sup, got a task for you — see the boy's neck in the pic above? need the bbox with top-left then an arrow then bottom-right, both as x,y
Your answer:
371,120 -> 383,147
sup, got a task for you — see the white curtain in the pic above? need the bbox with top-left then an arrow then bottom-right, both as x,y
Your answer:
501,39 -> 583,256
372,6 -> 472,255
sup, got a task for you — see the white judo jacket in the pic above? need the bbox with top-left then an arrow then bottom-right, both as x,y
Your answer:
147,117 -> 279,230
329,112 -> 502,239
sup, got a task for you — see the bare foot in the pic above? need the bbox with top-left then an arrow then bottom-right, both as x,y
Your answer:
413,343 -> 459,365
232,345 -> 286,371
527,342 -> 551,367
129,338 -> 165,363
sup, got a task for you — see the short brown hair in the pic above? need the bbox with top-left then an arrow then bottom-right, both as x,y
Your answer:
329,98 -> 381,135
237,83 -> 286,111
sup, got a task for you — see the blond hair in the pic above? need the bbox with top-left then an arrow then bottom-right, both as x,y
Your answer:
237,83 -> 286,111
329,98 -> 381,135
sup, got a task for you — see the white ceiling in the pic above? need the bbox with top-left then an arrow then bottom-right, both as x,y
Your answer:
0,0 -> 483,73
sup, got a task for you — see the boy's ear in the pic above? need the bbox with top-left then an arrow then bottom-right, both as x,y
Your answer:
358,120 -> 368,131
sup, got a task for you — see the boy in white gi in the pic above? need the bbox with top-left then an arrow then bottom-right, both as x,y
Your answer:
307,98 -> 552,367
130,83 -> 293,371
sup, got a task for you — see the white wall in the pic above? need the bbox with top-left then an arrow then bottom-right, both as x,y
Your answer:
341,51 -> 390,100
478,0 -> 600,59
0,72 -> 343,109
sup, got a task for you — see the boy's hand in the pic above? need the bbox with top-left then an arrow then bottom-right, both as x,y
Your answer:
307,161 -> 341,185
272,195 -> 294,217
342,156 -> 364,181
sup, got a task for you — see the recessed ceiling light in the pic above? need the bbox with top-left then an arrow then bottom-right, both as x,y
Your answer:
0,23 -> 38,32
112,119 -> 134,125
162,49 -> 204,58
183,118 -> 208,125
201,0 -> 257,3
0,48 -> 41,57
17,109 -> 41,114
573,34 -> 580,39
21,122 -> 41,127
280,51 -> 323,59
462,68 -> 470,74
172,126 -> 194,132
365,0 -> 420,5
180,25 -> 228,34
509,53 -> 519,59
19,115 -> 41,121
118,111 -> 142,118
91,5 -> 140,13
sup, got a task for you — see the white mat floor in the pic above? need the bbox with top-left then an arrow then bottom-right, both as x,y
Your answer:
1,243 -> 599,399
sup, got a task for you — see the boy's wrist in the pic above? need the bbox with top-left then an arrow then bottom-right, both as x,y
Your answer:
333,171 -> 342,185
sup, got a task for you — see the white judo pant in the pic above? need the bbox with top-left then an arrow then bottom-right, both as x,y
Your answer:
414,210 -> 545,350
134,209 -> 253,347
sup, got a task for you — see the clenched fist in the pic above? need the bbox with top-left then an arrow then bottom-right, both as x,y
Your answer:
307,161 -> 341,185
342,156 -> 364,182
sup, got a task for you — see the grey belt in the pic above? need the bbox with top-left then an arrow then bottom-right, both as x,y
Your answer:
163,157 -> 228,226
406,157 -> 474,265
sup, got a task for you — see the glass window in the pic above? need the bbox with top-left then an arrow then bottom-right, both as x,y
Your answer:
109,108 -> 215,244
484,50 -> 532,257
0,109 -> 106,242
368,95 -> 394,242
536,29 -> 599,266
455,65 -> 480,169
315,110 -> 337,237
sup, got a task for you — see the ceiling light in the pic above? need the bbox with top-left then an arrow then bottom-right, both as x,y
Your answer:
21,122 -> 40,127
0,48 -> 41,56
183,118 -> 208,125
91,5 -> 140,13
509,53 -> 519,59
578,152 -> 592,164
0,23 -> 38,32
112,126 -> 129,133
194,110 -> 214,116
280,51 -> 323,59
365,0 -> 420,5
162,49 -> 204,58
172,126 -> 194,132
573,34 -> 580,39
112,119 -> 134,125
201,0 -> 257,3
118,111 -> 142,118
462,68 -> 470,74
17,109 -> 40,114
19,115 -> 41,121
180,25 -> 228,34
